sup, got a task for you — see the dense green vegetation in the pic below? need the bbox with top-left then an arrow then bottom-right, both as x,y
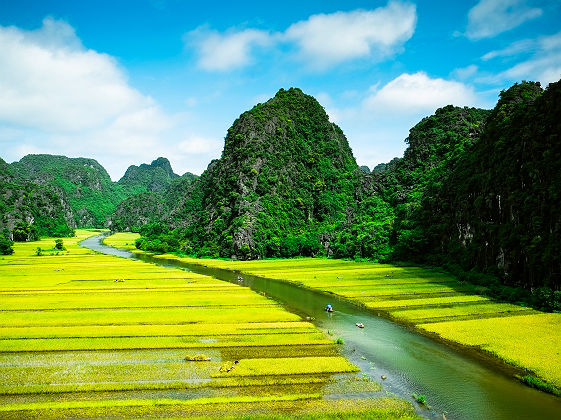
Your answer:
132,88 -> 372,259
11,154 -> 127,227
117,157 -> 181,196
0,157 -> 75,239
2,79 -> 560,310
129,80 -> 561,310
378,81 -> 560,309
0,154 -> 193,240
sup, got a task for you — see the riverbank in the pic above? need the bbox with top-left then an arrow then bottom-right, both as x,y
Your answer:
128,245 -> 561,394
0,230 -> 418,419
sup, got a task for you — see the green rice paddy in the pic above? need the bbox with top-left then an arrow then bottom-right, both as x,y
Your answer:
0,231 -> 418,419
145,247 -> 561,392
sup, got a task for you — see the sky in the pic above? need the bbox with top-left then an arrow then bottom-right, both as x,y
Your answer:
0,0 -> 560,180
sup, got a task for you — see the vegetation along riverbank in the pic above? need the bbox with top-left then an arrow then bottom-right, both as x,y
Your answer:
119,236 -> 561,396
0,230 -> 419,419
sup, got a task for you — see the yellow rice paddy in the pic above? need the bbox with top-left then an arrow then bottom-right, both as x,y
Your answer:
136,244 -> 561,390
0,230 -> 418,419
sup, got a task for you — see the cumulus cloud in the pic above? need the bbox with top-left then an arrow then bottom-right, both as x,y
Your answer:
364,72 -> 478,114
321,72 -> 489,172
0,17 -> 154,132
465,0 -> 542,40
185,26 -> 272,71
0,18 -> 217,179
185,1 -> 417,71
284,1 -> 416,68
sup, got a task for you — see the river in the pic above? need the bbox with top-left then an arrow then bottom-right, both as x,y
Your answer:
81,235 -> 561,420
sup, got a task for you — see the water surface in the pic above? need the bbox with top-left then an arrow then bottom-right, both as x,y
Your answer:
82,235 -> 561,420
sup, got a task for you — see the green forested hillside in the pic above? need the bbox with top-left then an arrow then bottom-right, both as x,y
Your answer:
11,154 -> 126,227
109,172 -> 198,231
0,157 -> 75,241
155,87 -> 363,258
2,79 -> 560,306
434,81 -> 560,292
118,157 -> 180,196
374,80 -> 561,307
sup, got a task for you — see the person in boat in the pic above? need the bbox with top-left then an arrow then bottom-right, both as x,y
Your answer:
325,304 -> 333,312
356,322 -> 364,328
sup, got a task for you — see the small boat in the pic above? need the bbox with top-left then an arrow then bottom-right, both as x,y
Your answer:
325,304 -> 333,312
355,322 -> 365,328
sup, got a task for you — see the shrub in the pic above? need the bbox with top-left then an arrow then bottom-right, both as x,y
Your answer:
412,393 -> 427,405
0,237 -> 14,255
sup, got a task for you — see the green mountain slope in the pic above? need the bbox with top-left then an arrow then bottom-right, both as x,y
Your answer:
11,154 -> 126,227
0,157 -> 75,239
108,172 -> 198,231
136,88 -> 363,258
437,81 -> 561,290
118,157 -> 180,196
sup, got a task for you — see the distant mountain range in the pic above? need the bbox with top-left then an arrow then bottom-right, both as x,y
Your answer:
1,79 -> 560,298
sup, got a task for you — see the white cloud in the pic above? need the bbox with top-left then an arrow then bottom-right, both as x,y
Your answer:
364,72 -> 478,114
465,0 -> 542,40
184,1 -> 417,71
479,31 -> 561,85
284,1 -> 416,68
0,17 -> 153,132
185,26 -> 271,71
322,73 -> 489,171
0,18 -> 221,180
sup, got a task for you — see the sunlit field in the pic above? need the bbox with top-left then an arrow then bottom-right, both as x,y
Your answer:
0,231 -> 418,419
123,240 -> 561,392
103,231 -> 140,250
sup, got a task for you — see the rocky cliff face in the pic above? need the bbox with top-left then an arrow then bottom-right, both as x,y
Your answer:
118,157 -> 179,195
0,157 -> 75,238
172,88 -> 361,258
11,154 -> 125,227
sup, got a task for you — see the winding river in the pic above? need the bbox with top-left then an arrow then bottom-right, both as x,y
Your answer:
82,235 -> 561,420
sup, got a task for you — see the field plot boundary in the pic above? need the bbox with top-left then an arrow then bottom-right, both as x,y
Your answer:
0,230 -> 416,419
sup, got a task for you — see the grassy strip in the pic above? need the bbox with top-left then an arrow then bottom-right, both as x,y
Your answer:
0,332 -> 332,352
390,302 -> 532,322
1,357 -> 351,388
518,375 -> 561,396
364,295 -> 490,309
0,398 -> 419,420
212,356 -> 359,377
0,393 -> 322,412
0,306 -> 302,327
0,291 -> 271,311
0,322 -> 316,339
0,376 -> 333,395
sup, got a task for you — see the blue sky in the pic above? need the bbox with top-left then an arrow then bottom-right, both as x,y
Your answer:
1,0 -> 560,179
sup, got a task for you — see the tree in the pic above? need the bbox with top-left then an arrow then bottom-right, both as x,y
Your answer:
0,237 -> 14,255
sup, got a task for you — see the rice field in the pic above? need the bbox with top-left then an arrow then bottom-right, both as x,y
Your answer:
137,246 -> 561,392
102,231 -> 140,250
0,231 -> 418,419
